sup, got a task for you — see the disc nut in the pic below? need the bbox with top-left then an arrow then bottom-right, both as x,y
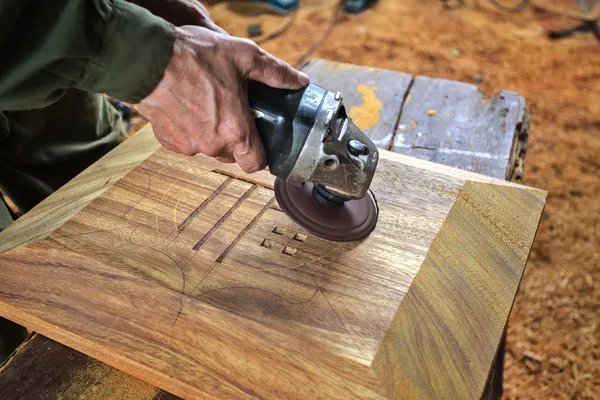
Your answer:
347,139 -> 369,156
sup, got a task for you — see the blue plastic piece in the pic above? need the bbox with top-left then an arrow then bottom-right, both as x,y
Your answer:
252,0 -> 298,13
343,0 -> 374,13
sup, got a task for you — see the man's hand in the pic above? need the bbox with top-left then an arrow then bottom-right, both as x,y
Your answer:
133,26 -> 309,173
129,0 -> 227,33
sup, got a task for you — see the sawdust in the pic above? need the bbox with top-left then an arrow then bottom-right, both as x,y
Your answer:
204,1 -> 600,398
348,85 -> 383,130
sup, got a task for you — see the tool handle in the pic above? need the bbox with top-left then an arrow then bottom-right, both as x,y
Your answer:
247,80 -> 323,179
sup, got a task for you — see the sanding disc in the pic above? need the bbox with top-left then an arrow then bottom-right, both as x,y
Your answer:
274,179 -> 379,242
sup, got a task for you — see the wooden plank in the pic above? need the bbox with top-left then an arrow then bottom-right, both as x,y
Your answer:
0,334 -> 178,400
0,126 -> 160,253
301,59 -> 413,150
373,181 -> 546,399
0,125 -> 545,399
392,76 -> 527,180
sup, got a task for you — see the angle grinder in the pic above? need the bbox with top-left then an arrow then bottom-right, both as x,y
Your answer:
248,81 -> 379,241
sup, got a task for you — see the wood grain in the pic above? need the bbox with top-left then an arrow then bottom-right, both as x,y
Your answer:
373,181 -> 546,399
0,124 -> 545,399
0,334 -> 175,400
302,59 -> 413,149
392,76 -> 527,180
0,127 -> 160,253
0,61 -> 529,399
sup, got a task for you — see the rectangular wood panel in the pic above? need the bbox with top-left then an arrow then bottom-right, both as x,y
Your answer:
0,127 -> 545,399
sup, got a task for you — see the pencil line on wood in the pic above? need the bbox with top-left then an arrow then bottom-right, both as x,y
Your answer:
212,168 -> 271,188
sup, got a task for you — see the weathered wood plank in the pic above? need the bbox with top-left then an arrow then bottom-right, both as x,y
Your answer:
302,59 -> 413,150
0,334 -> 177,400
0,122 -> 544,399
392,76 -> 527,180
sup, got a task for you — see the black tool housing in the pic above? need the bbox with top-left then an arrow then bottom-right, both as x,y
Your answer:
247,81 -> 325,179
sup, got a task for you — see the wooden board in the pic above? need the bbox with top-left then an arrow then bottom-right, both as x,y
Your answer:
0,125 -> 545,399
302,59 -> 413,150
0,334 -> 178,400
0,59 -> 530,399
392,76 -> 528,180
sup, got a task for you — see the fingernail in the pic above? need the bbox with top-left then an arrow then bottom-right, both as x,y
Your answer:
298,72 -> 310,87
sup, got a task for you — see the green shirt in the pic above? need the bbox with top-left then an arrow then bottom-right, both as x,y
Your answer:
0,0 -> 176,110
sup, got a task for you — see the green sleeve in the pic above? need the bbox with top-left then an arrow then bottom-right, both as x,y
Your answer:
0,0 -> 176,110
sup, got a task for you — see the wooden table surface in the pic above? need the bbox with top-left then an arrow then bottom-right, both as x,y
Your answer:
0,59 -> 532,399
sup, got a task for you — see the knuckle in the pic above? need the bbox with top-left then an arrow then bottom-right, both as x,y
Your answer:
231,129 -> 247,143
202,146 -> 221,157
234,38 -> 259,56
243,160 -> 262,173
234,39 -> 263,70
274,61 -> 289,81
240,37 -> 259,50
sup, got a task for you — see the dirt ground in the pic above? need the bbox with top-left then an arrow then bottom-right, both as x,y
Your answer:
201,0 -> 600,398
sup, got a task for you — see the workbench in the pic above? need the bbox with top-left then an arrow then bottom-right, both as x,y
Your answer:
0,59 -> 530,399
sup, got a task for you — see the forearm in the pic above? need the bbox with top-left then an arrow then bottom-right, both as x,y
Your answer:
0,0 -> 175,110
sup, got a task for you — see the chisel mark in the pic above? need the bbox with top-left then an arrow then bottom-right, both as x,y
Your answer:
192,185 -> 257,251
177,177 -> 232,234
216,196 -> 276,263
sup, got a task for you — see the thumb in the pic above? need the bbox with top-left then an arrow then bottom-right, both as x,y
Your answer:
234,40 -> 309,89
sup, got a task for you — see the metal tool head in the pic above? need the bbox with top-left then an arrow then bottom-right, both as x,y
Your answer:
274,178 -> 379,242
284,89 -> 379,201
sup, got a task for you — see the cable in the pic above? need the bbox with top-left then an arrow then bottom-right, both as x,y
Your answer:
294,1 -> 343,68
255,4 -> 299,45
488,0 -> 531,13
577,0 -> 596,12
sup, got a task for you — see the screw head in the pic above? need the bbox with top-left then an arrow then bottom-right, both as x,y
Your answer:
347,139 -> 369,156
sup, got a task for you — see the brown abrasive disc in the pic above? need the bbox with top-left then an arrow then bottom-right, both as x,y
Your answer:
274,179 -> 379,242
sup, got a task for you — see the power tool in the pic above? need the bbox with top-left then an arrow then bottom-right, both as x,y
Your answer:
248,81 -> 379,242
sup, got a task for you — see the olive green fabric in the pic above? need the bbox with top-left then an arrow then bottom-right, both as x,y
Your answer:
0,89 -> 127,214
0,90 -> 127,229
0,89 -> 126,361
0,197 -> 14,232
0,0 -> 176,110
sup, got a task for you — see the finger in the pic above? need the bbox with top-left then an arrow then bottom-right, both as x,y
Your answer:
234,40 -> 309,89
215,155 -> 236,163
154,126 -> 193,155
187,1 -> 229,34
231,111 -> 266,173
145,110 -> 197,156
205,21 -> 229,35
232,135 -> 266,173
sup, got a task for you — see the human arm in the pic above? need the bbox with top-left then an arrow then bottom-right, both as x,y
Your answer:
0,0 -> 175,109
0,0 -> 309,173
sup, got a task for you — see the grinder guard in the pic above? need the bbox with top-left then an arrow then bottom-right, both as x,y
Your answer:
248,81 -> 378,201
